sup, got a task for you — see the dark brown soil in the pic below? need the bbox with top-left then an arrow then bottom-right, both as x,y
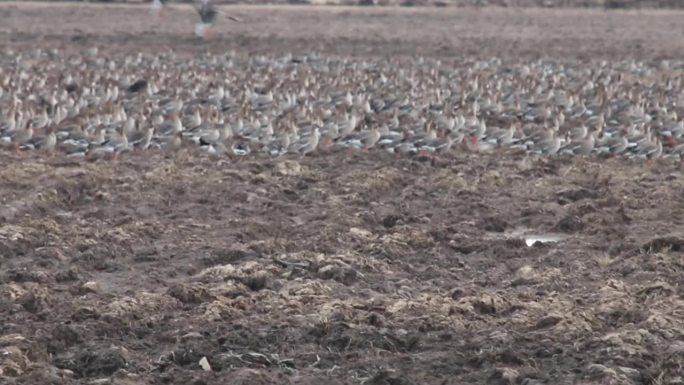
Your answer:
2,148 -> 684,384
2,3 -> 684,385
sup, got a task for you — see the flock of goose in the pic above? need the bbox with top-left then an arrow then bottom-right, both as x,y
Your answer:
1,47 -> 684,162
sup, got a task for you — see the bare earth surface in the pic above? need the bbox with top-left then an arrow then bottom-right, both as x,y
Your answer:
2,3 -> 684,59
2,3 -> 684,385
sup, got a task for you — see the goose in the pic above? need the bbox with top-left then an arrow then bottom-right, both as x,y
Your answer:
264,131 -> 290,157
195,0 -> 242,39
335,127 -> 380,151
182,107 -> 202,131
630,135 -> 662,161
297,127 -> 321,157
4,122 -> 34,153
418,132 -> 453,155
150,0 -> 169,19
95,126 -> 130,160
193,126 -> 220,146
559,132 -> 596,156
162,132 -> 183,152
158,113 -> 184,136
596,134 -> 629,156
35,126 -> 57,153
0,109 -> 18,134
130,126 -> 155,150
529,129 -> 562,155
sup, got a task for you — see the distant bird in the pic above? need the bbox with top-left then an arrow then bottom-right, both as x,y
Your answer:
195,0 -> 242,39
150,0 -> 169,19
197,0 -> 218,24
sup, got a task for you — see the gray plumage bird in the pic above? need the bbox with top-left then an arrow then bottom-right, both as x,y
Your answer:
194,0 -> 242,38
150,0 -> 169,19
197,0 -> 218,24
197,0 -> 241,24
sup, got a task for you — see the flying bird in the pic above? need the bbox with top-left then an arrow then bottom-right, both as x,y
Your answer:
197,0 -> 218,24
195,0 -> 242,39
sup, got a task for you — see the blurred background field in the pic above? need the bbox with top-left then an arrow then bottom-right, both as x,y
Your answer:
1,0 -> 683,9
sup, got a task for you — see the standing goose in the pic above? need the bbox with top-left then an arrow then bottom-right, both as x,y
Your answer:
376,124 -> 404,153
335,127 -> 380,151
194,126 -> 220,146
419,131 -> 454,156
559,131 -> 596,156
182,107 -> 202,132
530,129 -> 561,155
297,127 -> 321,157
484,122 -> 517,147
92,126 -> 129,160
150,0 -> 169,19
6,122 -> 34,153
596,133 -> 629,157
158,113 -> 183,136
130,126 -> 155,150
264,131 -> 291,157
31,108 -> 50,130
631,134 -> 663,161
162,132 -> 183,152
0,109 -> 18,135
36,125 -> 57,153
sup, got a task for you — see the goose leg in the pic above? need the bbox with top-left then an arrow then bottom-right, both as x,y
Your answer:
204,25 -> 217,40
